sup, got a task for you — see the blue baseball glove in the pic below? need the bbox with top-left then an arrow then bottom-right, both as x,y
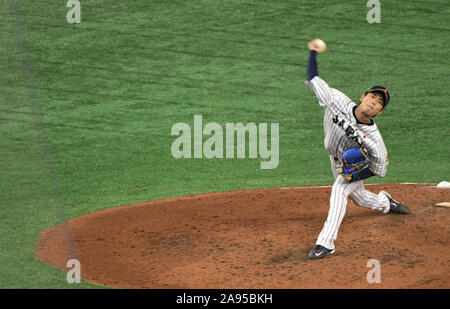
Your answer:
337,148 -> 370,181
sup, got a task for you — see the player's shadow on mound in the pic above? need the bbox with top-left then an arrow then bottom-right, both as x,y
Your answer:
281,210 -> 379,223
268,248 -> 310,264
344,211 -> 384,219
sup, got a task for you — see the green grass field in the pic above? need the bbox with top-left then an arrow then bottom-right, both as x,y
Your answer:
1,0 -> 449,288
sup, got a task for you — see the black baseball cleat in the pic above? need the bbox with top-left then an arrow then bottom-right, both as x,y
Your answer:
381,191 -> 412,214
308,245 -> 335,260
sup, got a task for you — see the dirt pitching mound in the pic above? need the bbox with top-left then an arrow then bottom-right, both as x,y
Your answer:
36,184 -> 450,289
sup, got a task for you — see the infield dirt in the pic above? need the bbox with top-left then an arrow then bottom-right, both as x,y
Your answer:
36,184 -> 450,288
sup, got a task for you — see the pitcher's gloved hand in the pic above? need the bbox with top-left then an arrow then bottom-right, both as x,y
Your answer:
338,148 -> 370,182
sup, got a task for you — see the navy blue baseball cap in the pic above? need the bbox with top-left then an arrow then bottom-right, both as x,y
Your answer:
365,85 -> 390,108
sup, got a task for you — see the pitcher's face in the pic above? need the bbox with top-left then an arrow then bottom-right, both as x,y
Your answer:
359,92 -> 385,117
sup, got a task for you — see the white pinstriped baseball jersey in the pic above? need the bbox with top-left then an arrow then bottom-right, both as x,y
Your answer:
305,76 -> 389,177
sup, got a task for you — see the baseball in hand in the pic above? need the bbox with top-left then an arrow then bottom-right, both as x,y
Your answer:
308,38 -> 327,53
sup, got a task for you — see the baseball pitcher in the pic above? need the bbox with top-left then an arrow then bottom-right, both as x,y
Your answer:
304,39 -> 411,260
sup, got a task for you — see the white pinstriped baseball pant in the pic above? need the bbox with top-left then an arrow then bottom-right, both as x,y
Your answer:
315,156 -> 390,250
